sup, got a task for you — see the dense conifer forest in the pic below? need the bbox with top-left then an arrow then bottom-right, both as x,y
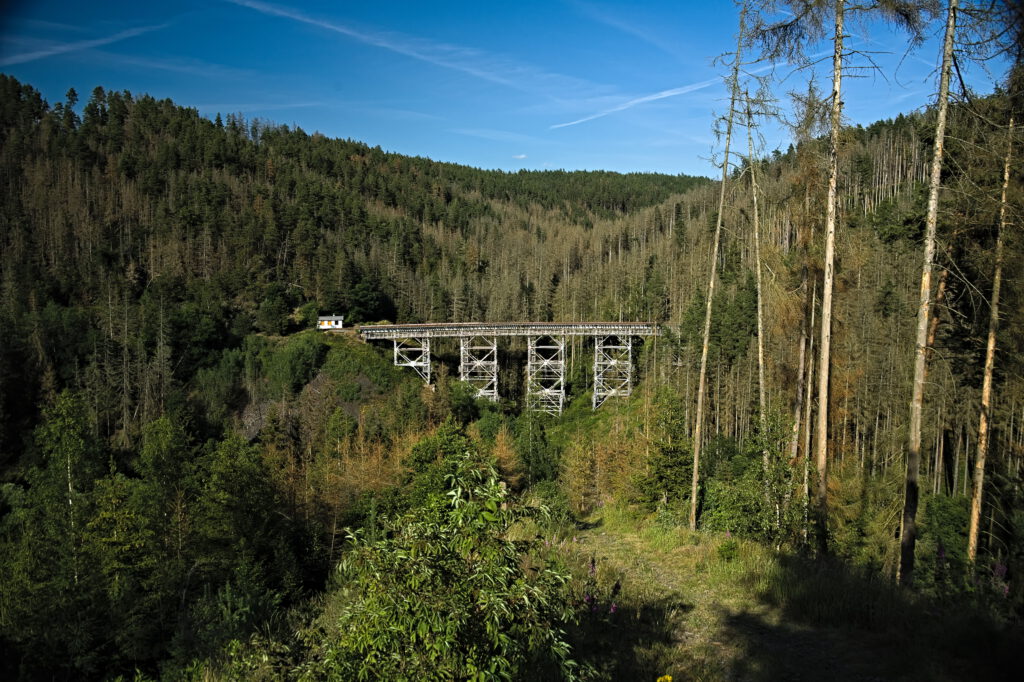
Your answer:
1,7 -> 1023,676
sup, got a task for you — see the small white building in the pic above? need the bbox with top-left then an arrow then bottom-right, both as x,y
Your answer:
317,315 -> 344,331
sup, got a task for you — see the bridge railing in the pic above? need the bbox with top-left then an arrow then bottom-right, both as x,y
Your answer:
357,322 -> 659,340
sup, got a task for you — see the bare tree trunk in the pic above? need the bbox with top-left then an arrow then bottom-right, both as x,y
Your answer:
803,283 -> 817,544
691,4 -> 746,531
813,0 -> 845,553
968,116 -> 1013,563
899,0 -> 957,588
790,269 -> 810,462
746,95 -> 768,431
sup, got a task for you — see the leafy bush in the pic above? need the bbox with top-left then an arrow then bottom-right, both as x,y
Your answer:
301,450 -> 578,681
701,419 -> 798,546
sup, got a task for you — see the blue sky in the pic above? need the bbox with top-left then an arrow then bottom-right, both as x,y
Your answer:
0,0 -> 1006,176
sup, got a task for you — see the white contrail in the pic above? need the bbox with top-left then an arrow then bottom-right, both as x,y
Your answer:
551,77 -> 720,129
551,60 -> 783,130
0,24 -> 165,66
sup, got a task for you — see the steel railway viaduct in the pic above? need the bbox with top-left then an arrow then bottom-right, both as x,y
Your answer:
356,322 -> 658,415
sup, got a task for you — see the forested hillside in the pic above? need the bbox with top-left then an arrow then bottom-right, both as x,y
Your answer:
0,57 -> 1022,680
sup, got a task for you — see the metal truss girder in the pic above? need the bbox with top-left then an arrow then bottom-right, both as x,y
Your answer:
527,335 -> 565,415
360,322 -> 658,340
459,336 -> 498,401
593,335 -> 632,409
393,337 -> 431,384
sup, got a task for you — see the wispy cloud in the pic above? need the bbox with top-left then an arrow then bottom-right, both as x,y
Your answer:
571,0 -> 685,61
512,154 -> 527,159
0,24 -> 166,66
551,77 -> 721,129
225,0 -> 604,100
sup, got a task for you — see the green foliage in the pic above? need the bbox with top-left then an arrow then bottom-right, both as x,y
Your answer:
302,450 -> 577,681
265,333 -> 328,398
241,332 -> 328,401
717,537 -> 740,562
0,392 -> 108,675
513,412 -> 560,485
635,390 -> 691,513
345,279 -> 396,324
403,417 -> 475,510
700,419 -> 799,546
914,494 -> 970,596
679,272 -> 758,366
859,187 -> 927,243
322,335 -> 401,393
474,406 -> 507,444
192,348 -> 244,428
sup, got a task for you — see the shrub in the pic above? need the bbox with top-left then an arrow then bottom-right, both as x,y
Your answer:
301,450 -> 578,681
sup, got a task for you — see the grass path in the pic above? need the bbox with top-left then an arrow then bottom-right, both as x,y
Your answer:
567,510 -> 991,681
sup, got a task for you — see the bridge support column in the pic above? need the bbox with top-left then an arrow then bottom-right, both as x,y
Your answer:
459,336 -> 498,401
593,335 -> 632,409
394,338 -> 431,384
527,336 -> 565,415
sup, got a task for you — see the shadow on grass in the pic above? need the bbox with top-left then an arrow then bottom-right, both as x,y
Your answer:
719,553 -> 1022,681
565,592 -> 694,680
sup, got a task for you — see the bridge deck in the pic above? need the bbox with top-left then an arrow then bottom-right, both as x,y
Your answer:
358,322 -> 659,340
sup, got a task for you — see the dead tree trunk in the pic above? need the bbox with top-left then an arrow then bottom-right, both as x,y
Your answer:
968,116 -> 1013,563
813,0 -> 845,553
899,0 -> 957,588
746,95 -> 768,432
691,4 -> 746,531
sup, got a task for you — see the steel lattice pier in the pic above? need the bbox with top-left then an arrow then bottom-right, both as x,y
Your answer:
527,336 -> 566,415
393,337 -> 431,384
592,335 -> 633,409
363,322 -> 657,411
459,336 -> 498,401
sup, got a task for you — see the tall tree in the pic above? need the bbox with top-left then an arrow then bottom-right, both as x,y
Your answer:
967,115 -> 1013,562
756,0 -> 928,552
691,1 -> 747,530
745,92 -> 768,432
899,0 -> 957,587
813,0 -> 845,553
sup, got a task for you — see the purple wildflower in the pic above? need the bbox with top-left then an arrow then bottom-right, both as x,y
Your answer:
725,530 -> 731,538
994,562 -> 1008,580
609,602 -> 618,614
